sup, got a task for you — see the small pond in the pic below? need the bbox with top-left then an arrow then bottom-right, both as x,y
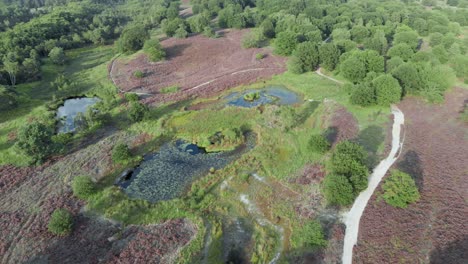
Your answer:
118,133 -> 256,203
225,85 -> 301,108
56,97 -> 100,133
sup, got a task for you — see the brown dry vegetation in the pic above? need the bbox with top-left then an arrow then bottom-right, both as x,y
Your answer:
110,29 -> 286,105
354,88 -> 468,264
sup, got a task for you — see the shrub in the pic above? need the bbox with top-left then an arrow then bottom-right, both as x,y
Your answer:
133,70 -> 144,78
255,53 -> 265,60
242,29 -> 265,48
16,122 -> 55,164
293,220 -> 327,248
274,31 -> 298,56
309,134 -> 330,153
160,85 -> 180,94
243,92 -> 260,101
125,93 -> 139,102
382,170 -> 420,208
143,39 -> 166,62
129,101 -> 149,122
49,47 -> 66,65
112,143 -> 131,164
175,25 -> 188,38
72,176 -> 96,199
323,174 -> 355,206
48,209 -> 73,236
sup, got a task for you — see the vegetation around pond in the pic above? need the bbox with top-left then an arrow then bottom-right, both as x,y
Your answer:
1,0 -> 467,263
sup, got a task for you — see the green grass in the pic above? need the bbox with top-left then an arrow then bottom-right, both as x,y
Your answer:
0,45 -> 117,166
160,85 -> 180,94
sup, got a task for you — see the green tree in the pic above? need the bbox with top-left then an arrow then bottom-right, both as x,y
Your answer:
319,43 -> 340,71
382,170 -> 420,208
3,56 -> 19,87
429,32 -> 444,47
351,25 -> 369,43
117,24 -> 149,53
143,39 -> 165,62
22,58 -> 41,81
350,83 -> 376,106
112,143 -> 131,164
274,31 -> 298,56
72,176 -> 96,199
174,25 -> 189,38
48,208 -> 73,236
341,56 -> 366,83
386,57 -> 404,73
431,45 -> 448,63
391,63 -> 420,94
373,74 -> 402,105
387,43 -> 414,61
16,122 -> 54,164
323,174 -> 355,206
49,47 -> 66,65
331,141 -> 368,176
242,29 -> 266,48
287,41 -> 319,74
393,30 -> 419,50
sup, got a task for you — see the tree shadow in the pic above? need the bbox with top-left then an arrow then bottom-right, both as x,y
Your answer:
355,125 -> 385,168
396,150 -> 424,191
429,236 -> 468,264
324,126 -> 338,146
165,43 -> 191,60
294,101 -> 321,127
222,217 -> 253,264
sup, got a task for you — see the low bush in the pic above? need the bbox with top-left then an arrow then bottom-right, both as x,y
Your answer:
133,70 -> 144,78
322,173 -> 355,206
382,170 -> 420,208
112,143 -> 131,164
255,53 -> 265,60
125,93 -> 139,102
72,176 -> 96,199
292,220 -> 327,248
308,134 -> 330,153
129,102 -> 149,122
48,208 -> 73,236
243,92 -> 260,101
160,85 -> 180,94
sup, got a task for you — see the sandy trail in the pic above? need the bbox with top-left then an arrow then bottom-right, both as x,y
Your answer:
315,67 -> 343,84
342,106 -> 405,264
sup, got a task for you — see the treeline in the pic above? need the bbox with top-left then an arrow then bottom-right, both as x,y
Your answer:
0,0 -> 178,89
194,0 -> 467,103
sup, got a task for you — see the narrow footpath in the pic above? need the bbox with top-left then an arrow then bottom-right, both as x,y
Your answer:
342,106 -> 405,264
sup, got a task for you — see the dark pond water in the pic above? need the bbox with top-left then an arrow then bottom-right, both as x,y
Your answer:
56,97 -> 100,133
119,133 -> 256,203
223,217 -> 253,263
225,86 -> 301,108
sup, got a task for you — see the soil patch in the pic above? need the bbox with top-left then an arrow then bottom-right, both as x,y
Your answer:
110,29 -> 286,105
354,88 -> 468,263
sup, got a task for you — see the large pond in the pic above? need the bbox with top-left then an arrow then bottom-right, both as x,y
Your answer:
118,133 -> 256,203
56,97 -> 100,133
224,85 -> 301,108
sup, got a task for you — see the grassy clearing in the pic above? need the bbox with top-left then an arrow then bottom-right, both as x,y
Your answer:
161,85 -> 180,94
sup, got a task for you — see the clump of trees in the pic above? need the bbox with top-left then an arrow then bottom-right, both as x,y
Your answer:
128,101 -> 149,122
288,41 -> 319,74
323,141 -> 369,206
117,24 -> 149,53
382,170 -> 420,208
48,208 -> 73,236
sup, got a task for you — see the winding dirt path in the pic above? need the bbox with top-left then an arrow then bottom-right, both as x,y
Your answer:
342,106 -> 405,264
315,67 -> 343,84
